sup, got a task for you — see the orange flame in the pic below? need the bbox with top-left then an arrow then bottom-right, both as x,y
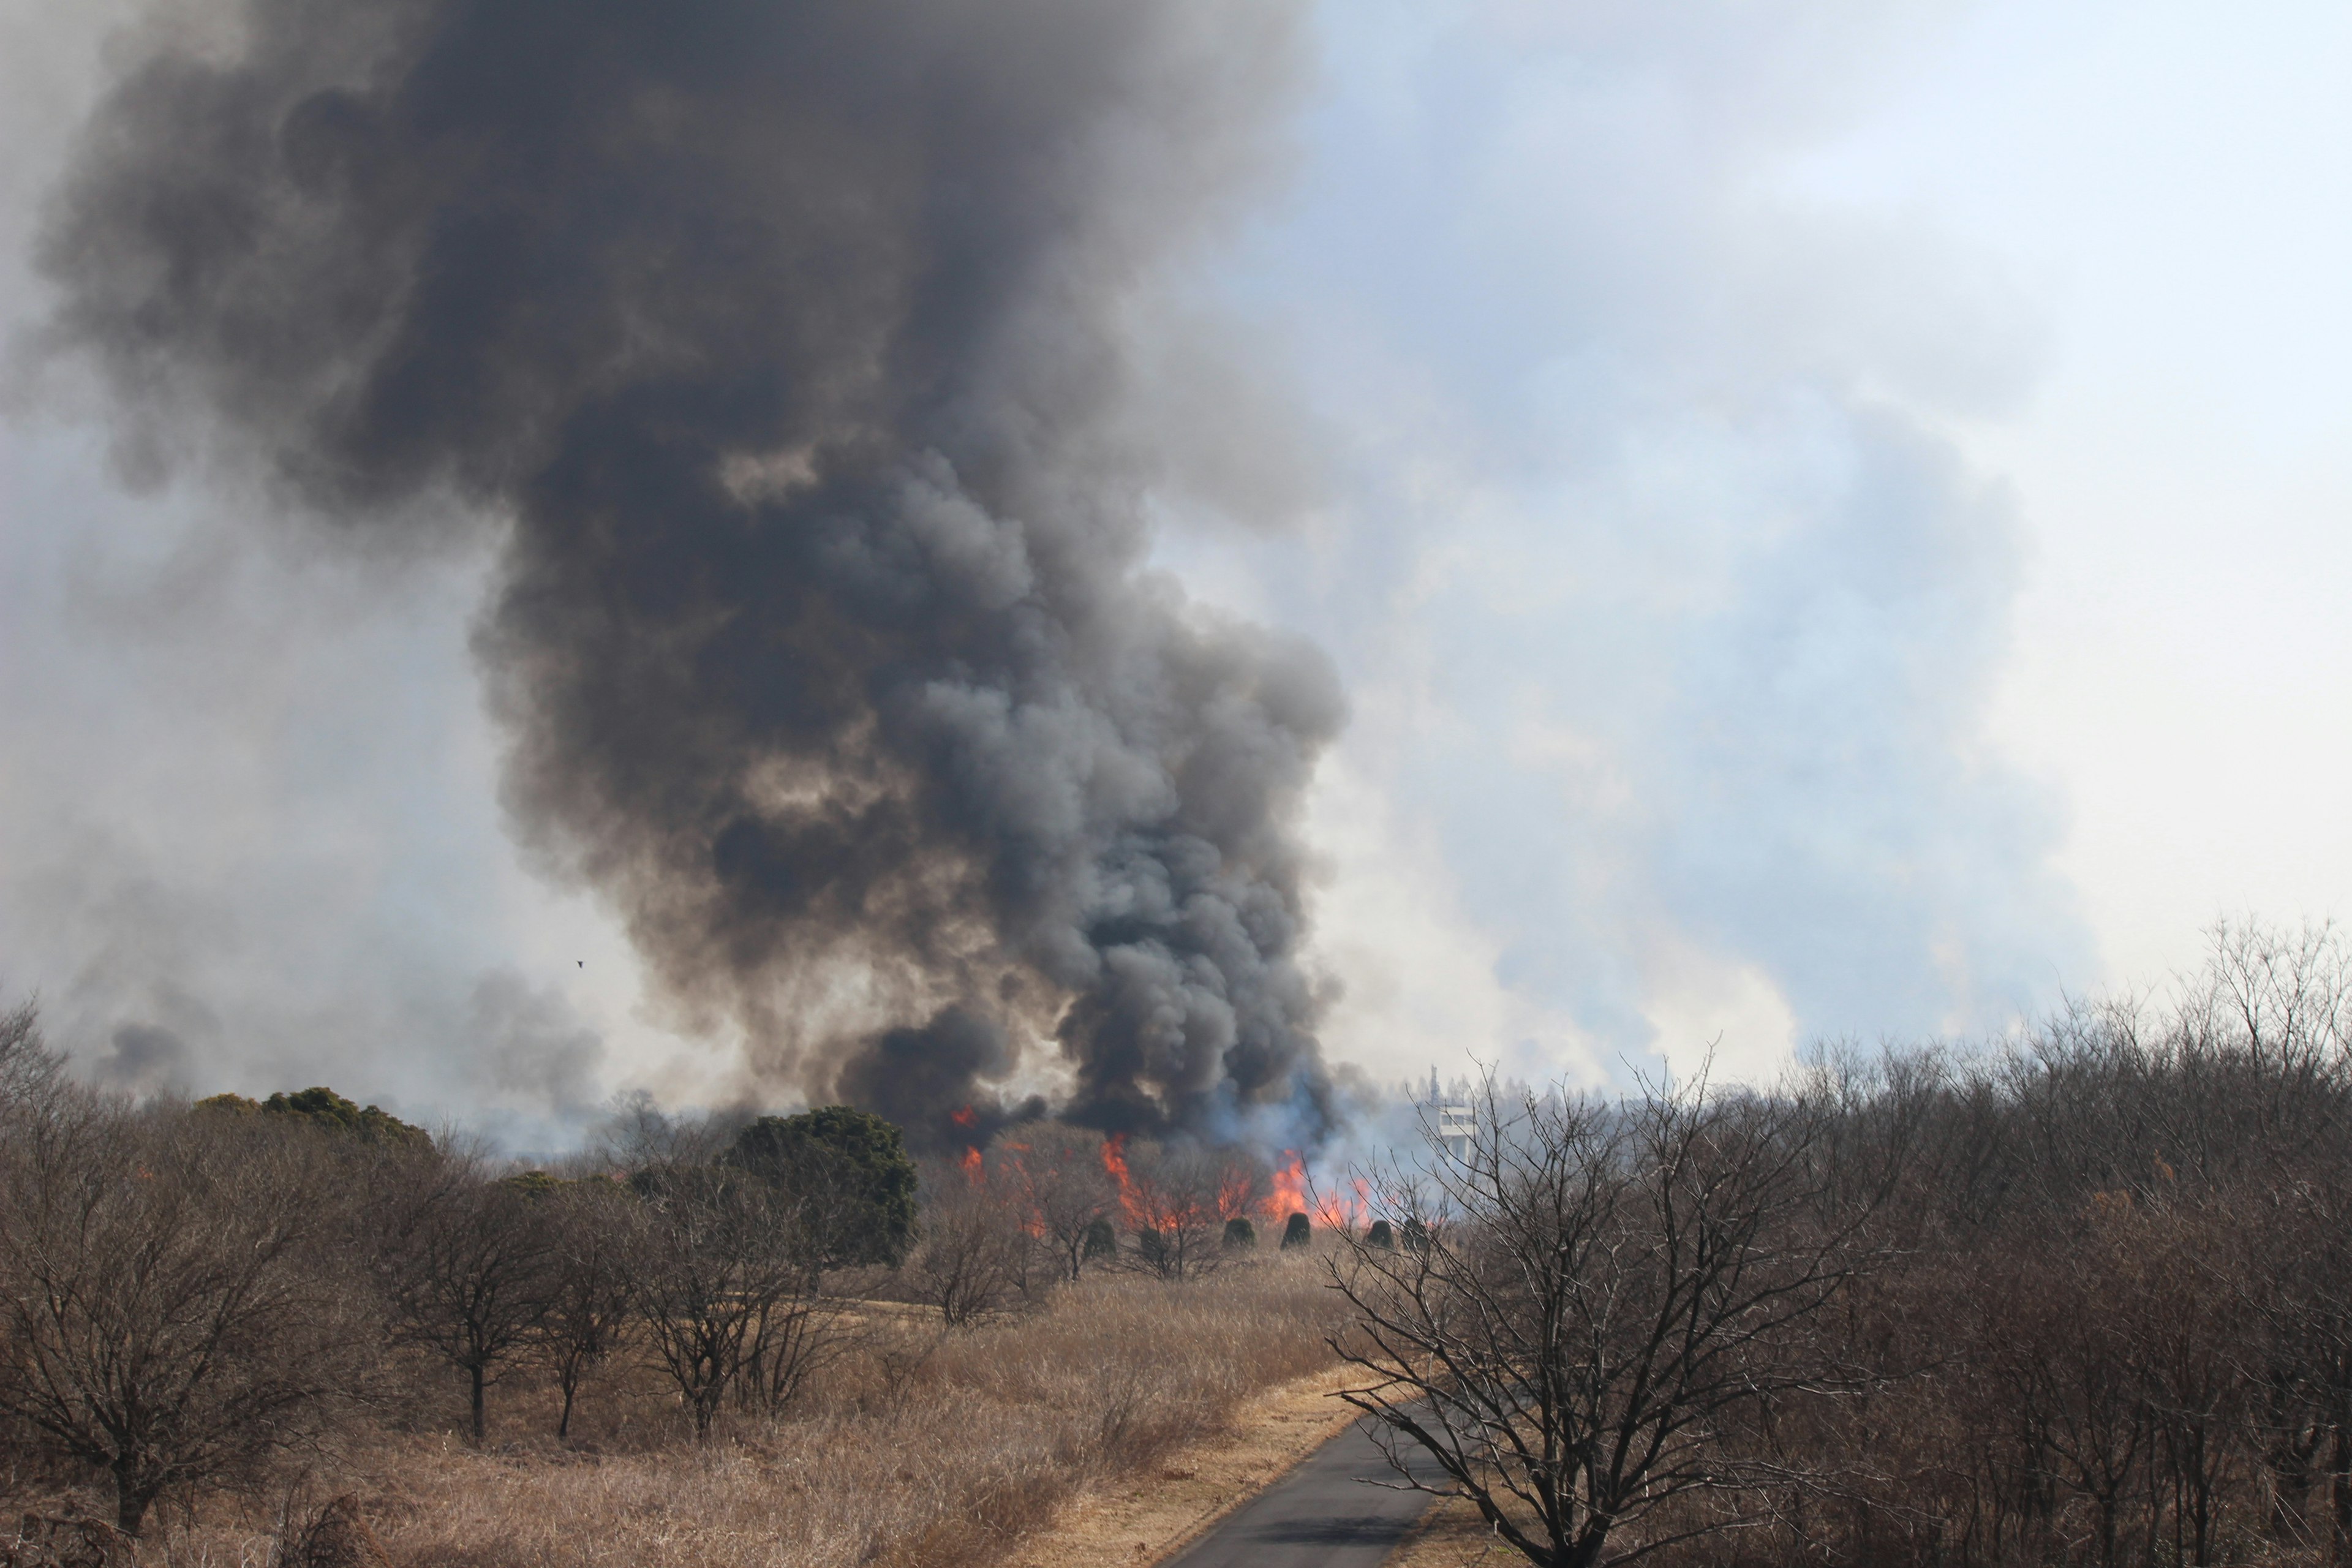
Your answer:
1101,1133 -> 1142,1225
1265,1152 -> 1308,1222
1217,1163 -> 1259,1221
950,1105 -> 978,1129
959,1145 -> 984,1185
988,1144 -> 1049,1235
1261,1151 -> 1370,1232
1321,1177 -> 1373,1232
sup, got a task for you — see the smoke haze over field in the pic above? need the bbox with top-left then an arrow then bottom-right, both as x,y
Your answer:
29,0 -> 1339,1148
9,1 -> 2350,1145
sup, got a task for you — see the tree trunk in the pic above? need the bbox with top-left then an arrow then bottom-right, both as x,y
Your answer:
471,1362 -> 488,1445
1566,1520 -> 1612,1568
557,1370 -> 578,1440
112,1457 -> 151,1537
2330,1425 -> 2351,1567
2270,1431 -> 2315,1543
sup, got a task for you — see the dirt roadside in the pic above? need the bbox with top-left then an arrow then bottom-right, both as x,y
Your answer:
1379,1494 -> 1504,1568
993,1363 -> 1366,1568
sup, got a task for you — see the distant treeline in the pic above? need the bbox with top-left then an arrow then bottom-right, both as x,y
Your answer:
1772,921 -> 2352,1568
1325,921 -> 2352,1568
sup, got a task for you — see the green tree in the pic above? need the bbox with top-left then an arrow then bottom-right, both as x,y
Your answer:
728,1106 -> 918,1268
259,1086 -> 431,1148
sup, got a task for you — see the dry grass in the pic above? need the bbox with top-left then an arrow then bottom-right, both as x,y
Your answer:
1382,1494 -> 1509,1568
997,1362 -> 1364,1568
130,1256 -> 1343,1568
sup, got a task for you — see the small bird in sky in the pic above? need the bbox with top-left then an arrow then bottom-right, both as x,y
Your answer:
576,960 -> 584,968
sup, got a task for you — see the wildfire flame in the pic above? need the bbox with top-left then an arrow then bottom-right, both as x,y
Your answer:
1262,1150 -> 1370,1231
1217,1164 -> 1259,1221
1083,1137 -> 1366,1235
959,1145 -> 984,1185
1267,1152 -> 1307,1220
950,1105 -> 978,1129
1100,1133 -> 1144,1225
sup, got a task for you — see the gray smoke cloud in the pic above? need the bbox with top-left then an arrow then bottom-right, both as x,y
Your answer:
36,0 -> 1340,1150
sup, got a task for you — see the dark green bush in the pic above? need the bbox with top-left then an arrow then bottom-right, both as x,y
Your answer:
1223,1216 -> 1258,1251
1281,1212 -> 1311,1250
728,1106 -> 918,1267
257,1086 -> 430,1147
500,1169 -> 563,1199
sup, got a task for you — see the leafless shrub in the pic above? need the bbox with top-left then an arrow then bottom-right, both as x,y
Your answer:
1,1507 -> 134,1568
739,1281 -> 846,1418
0,1001 -> 61,1117
1118,1141 -> 1228,1282
377,1153 -> 556,1446
0,1083 -> 370,1534
628,1167 -> 832,1438
271,1494 -> 391,1568
907,1159 -> 1027,1327
532,1179 -> 640,1440
987,1123 -> 1117,1283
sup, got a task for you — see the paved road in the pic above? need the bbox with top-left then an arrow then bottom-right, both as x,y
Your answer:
1162,1418 -> 1446,1568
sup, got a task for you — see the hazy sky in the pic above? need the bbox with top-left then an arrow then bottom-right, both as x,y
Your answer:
3,0 -> 2346,1141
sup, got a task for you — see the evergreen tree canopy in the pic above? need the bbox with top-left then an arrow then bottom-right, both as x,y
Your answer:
217,1086 -> 434,1147
728,1106 -> 918,1268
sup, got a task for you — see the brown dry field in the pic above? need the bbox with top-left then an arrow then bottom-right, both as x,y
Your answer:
998,1360 -> 1363,1568
120,1255 -> 1352,1568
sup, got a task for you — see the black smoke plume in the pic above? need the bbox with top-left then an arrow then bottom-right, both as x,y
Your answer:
38,0 -> 1341,1150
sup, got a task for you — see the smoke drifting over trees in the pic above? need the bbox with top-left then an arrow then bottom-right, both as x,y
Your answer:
35,0 -> 1341,1145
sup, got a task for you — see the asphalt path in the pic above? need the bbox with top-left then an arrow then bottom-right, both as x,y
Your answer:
1161,1417 -> 1448,1568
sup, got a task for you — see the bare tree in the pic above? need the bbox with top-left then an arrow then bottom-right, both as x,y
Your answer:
1329,1075 -> 1890,1568
630,1167 -> 813,1439
2240,1167 -> 2352,1559
377,1154 -> 556,1444
1120,1142 -> 1226,1282
739,1272 -> 842,1417
0,1087 -> 368,1534
907,1157 -> 1025,1326
0,999 -> 61,1114
533,1178 -> 640,1440
990,1123 -> 1116,1283
592,1090 -> 731,1174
